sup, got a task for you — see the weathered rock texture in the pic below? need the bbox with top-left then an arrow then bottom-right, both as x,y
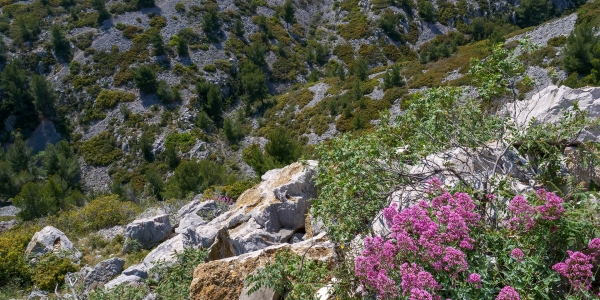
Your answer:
25,226 -> 81,262
125,214 -> 172,250
84,258 -> 126,290
189,233 -> 333,300
105,161 -> 320,289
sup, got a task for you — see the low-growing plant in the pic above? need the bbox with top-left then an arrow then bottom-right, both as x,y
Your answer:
31,253 -> 79,291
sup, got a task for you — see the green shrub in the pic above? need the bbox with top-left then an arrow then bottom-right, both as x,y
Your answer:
547,35 -> 567,47
338,12 -> 370,40
52,195 -> 139,235
163,160 -> 227,199
95,89 -> 136,109
122,25 -> 143,39
243,144 -> 276,176
150,248 -> 208,299
133,65 -> 158,94
0,224 -> 39,287
221,179 -> 258,200
203,64 -> 216,72
31,254 -> 78,291
149,15 -> 167,28
79,131 -> 123,166
165,132 -> 196,153
333,43 -> 354,66
174,2 -> 185,12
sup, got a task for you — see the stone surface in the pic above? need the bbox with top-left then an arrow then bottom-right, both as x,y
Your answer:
143,233 -> 190,265
190,233 -> 333,300
238,284 -> 279,300
104,275 -> 144,290
84,258 -> 126,291
0,219 -> 17,233
125,214 -> 172,250
25,226 -> 81,263
505,85 -> 600,142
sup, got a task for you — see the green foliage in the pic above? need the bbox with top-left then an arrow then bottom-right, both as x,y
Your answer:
351,58 -> 369,81
175,2 -> 185,12
243,144 -> 276,176
149,16 -> 167,28
13,175 -> 76,221
246,249 -> 329,299
0,224 -> 39,287
136,0 -> 154,8
338,12 -> 370,40
202,4 -> 220,38
51,26 -> 70,61
383,64 -> 405,90
53,195 -> 139,235
223,117 -> 245,144
221,179 -> 257,200
31,254 -> 78,291
1,59 -> 32,115
165,132 -> 196,153
149,248 -> 208,299
333,43 -> 354,66
265,127 -> 301,165
196,81 -> 223,120
92,0 -> 110,25
417,0 -> 436,22
563,21 -> 598,75
247,42 -> 267,67
163,159 -> 227,199
282,0 -> 295,23
43,141 -> 81,189
379,9 -> 401,41
95,89 -> 136,110
133,65 -> 158,94
240,62 -> 268,102
157,80 -> 182,104
234,18 -> 245,36
6,134 -> 30,173
418,32 -> 466,64
79,131 -> 123,166
516,0 -> 553,28
30,75 -> 57,117
165,143 -> 180,170
88,284 -> 148,300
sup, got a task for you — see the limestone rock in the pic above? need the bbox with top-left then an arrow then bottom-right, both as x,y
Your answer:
505,85 -> 600,143
104,275 -> 144,290
125,214 -> 172,250
0,219 -> 17,233
84,258 -> 126,291
189,233 -> 334,300
143,233 -> 191,265
238,284 -> 279,300
25,226 -> 81,263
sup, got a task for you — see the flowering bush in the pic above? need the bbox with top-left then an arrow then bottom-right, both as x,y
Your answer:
355,180 -> 600,299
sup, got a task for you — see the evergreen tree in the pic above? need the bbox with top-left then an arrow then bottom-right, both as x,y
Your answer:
13,182 -> 45,221
383,65 -> 405,90
234,19 -> 245,37
247,42 -> 267,67
242,144 -> 276,176
516,0 -> 553,28
91,0 -> 111,25
165,143 -> 180,170
265,128 -> 301,165
202,5 -> 220,38
140,131 -> 154,162
0,36 -> 7,66
43,141 -> 80,188
1,59 -> 31,115
196,81 -> 223,120
417,0 -> 436,22
353,58 -> 369,81
133,65 -> 158,94
136,0 -> 155,9
563,22 -> 598,75
240,62 -> 268,102
51,26 -> 70,61
6,134 -> 30,173
282,0 -> 295,23
30,75 -> 57,118
146,169 -> 164,200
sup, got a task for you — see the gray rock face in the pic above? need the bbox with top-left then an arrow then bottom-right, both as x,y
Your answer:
505,85 -> 600,142
143,233 -> 191,265
125,214 -> 172,250
84,258 -> 126,291
239,285 -> 279,300
104,275 -> 144,290
0,219 -> 17,233
25,226 -> 81,263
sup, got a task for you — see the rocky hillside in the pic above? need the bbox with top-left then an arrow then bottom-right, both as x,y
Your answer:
2,0 -> 600,298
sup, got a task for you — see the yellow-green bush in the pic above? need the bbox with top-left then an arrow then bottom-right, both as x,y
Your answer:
383,44 -> 402,62
220,179 -> 259,200
31,254 -> 78,291
165,132 -> 197,153
333,43 -> 355,66
78,131 -> 123,166
95,89 -> 136,110
0,224 -> 40,287
338,12 -> 370,40
52,195 -> 139,236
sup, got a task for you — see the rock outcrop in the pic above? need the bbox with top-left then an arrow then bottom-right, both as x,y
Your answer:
189,232 -> 334,300
25,226 -> 81,263
84,258 -> 126,291
506,85 -> 600,142
124,214 -> 172,251
105,161 -> 320,290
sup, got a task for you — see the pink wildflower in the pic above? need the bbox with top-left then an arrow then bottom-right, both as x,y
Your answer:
507,196 -> 536,231
468,273 -> 482,288
426,177 -> 444,194
442,247 -> 468,275
552,251 -> 594,291
496,286 -> 521,300
510,248 -> 525,261
536,189 -> 565,220
410,288 -> 433,300
399,263 -> 440,296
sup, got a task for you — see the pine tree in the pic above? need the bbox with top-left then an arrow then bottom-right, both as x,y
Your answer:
202,5 -> 220,38
563,22 -> 598,75
30,75 -> 57,117
282,0 -> 295,23
51,26 -> 70,60
132,65 -> 158,94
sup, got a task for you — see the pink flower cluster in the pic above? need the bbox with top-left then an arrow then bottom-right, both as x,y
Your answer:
356,179 -> 481,299
552,250 -> 594,291
507,190 -> 565,232
510,248 -> 525,261
496,286 -> 521,300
